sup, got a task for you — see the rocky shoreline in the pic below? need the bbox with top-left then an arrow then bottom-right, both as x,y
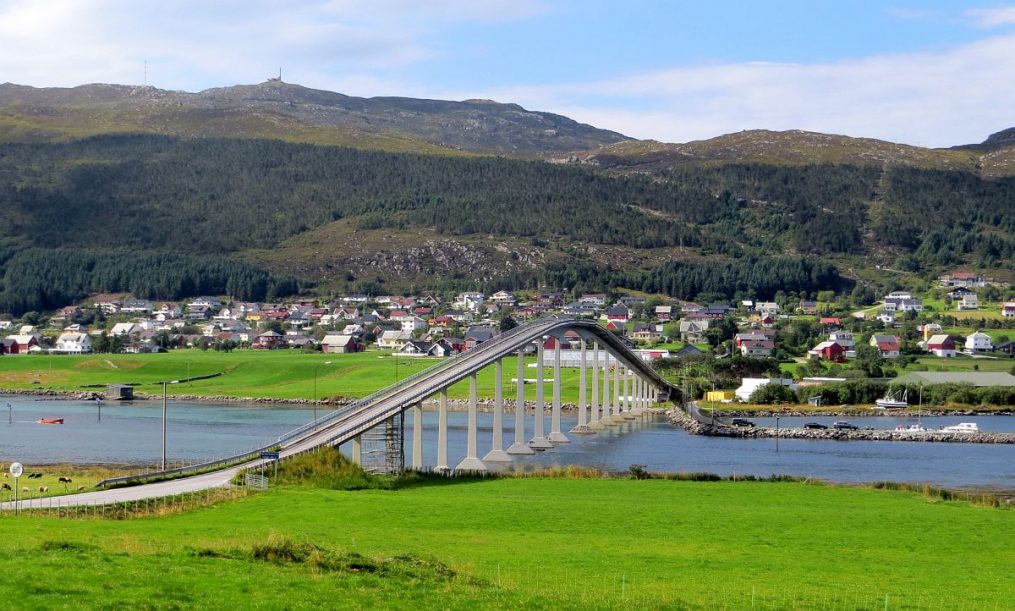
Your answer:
708,408 -> 1013,417
668,409 -> 1015,444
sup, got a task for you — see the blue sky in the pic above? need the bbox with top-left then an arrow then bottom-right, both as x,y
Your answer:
2,0 -> 1014,146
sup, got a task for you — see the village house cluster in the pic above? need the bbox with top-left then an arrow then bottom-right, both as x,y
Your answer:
2,272 -> 1013,367
0,291 -> 675,360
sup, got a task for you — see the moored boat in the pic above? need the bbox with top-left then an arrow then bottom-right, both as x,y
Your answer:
895,424 -> 927,433
875,388 -> 908,409
940,422 -> 978,434
37,418 -> 64,425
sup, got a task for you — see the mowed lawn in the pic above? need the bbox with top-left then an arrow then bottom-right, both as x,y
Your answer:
0,479 -> 1011,608
0,350 -> 590,403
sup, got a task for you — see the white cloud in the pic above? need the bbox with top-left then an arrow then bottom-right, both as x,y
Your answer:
0,0 -> 544,90
966,6 -> 1015,27
465,32 -> 1015,147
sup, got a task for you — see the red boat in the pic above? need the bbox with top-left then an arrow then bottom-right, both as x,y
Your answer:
37,418 -> 64,425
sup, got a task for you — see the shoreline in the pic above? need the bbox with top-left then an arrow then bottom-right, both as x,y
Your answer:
667,409 -> 1015,444
0,388 -> 583,413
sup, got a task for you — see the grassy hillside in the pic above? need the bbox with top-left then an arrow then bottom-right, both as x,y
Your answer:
0,477 -> 1010,608
0,350 -> 594,403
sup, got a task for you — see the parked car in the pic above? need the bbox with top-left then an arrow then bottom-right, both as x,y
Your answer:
730,418 -> 756,427
833,421 -> 858,430
803,422 -> 828,430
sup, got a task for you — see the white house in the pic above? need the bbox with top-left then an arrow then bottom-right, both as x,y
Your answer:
877,310 -> 896,325
734,378 -> 796,402
120,299 -> 153,315
377,330 -> 413,350
1003,301 -> 1015,318
54,332 -> 92,354
109,322 -> 140,336
965,331 -> 993,353
400,316 -> 428,333
490,290 -> 517,306
755,301 -> 780,318
957,294 -> 979,311
454,292 -> 485,311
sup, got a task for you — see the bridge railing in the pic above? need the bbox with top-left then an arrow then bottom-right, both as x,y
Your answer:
275,317 -> 561,445
98,316 -> 674,487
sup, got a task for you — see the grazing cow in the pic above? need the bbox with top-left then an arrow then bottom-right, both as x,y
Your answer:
28,473 -> 41,479
77,485 -> 85,491
58,477 -> 72,483
39,486 -> 48,493
22,487 -> 29,493
1,482 -> 10,491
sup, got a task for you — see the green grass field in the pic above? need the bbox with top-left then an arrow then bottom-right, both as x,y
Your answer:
0,477 -> 1011,608
0,350 -> 591,403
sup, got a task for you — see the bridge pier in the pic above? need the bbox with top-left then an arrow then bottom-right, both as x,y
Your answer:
631,375 -> 644,416
588,342 -> 603,430
548,341 -> 570,443
621,367 -> 636,420
435,389 -> 450,472
571,340 -> 593,434
507,349 -> 535,455
529,341 -> 553,450
484,359 -> 511,462
609,362 -> 625,423
411,402 -> 423,469
456,374 -> 487,471
351,435 -> 362,465
601,357 -> 618,426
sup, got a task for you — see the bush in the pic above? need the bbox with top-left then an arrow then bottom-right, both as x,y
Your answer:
748,382 -> 797,404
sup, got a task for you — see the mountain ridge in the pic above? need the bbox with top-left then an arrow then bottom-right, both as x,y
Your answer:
2,81 -> 1013,175
0,81 -> 628,154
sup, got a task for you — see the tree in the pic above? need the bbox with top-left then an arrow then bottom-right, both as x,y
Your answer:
703,316 -> 737,349
497,312 -> 518,332
748,382 -> 796,404
854,343 -> 885,378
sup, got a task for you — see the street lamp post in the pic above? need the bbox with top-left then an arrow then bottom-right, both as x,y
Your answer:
313,361 -> 333,424
161,379 -> 179,471
775,415 -> 780,453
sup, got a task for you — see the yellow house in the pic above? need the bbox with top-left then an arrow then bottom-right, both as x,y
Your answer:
706,390 -> 734,402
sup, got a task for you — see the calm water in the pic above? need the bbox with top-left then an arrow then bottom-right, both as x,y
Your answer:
2,396 -> 1013,489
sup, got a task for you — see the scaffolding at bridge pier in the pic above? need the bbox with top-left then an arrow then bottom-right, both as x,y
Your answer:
360,413 -> 405,474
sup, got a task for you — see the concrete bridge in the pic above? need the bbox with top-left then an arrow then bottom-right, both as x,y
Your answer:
2,316 -> 678,509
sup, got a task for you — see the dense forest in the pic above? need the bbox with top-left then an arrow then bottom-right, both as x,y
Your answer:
0,248 -> 299,314
0,135 -> 1012,313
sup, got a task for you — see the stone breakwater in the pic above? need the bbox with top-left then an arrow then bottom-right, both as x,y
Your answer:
715,408 -> 1013,417
668,409 -> 1015,444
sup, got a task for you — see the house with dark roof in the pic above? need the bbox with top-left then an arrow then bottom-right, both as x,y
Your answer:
464,326 -> 496,351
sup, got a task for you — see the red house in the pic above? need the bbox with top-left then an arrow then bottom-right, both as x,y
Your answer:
808,340 -> 845,363
252,331 -> 287,350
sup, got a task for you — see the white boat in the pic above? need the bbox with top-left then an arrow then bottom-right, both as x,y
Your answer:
875,388 -> 908,409
895,424 -> 927,433
940,422 -> 978,434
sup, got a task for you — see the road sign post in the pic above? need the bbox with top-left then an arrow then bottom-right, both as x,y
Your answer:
260,451 -> 280,480
10,462 -> 23,515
